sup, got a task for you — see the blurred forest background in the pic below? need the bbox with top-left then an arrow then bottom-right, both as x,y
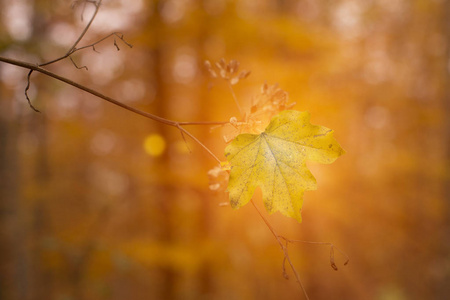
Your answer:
0,0 -> 449,299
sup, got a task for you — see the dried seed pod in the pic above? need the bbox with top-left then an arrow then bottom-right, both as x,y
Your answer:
238,70 -> 251,79
204,60 -> 217,78
230,77 -> 239,85
228,60 -> 239,74
219,69 -> 227,79
216,58 -> 226,70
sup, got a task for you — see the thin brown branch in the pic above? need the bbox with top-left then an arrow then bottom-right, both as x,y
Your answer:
38,2 -> 133,69
72,0 -> 99,22
74,32 -> 133,53
178,121 -> 228,126
69,56 -> 88,70
25,70 -> 40,112
280,237 -> 350,271
178,128 -> 192,154
39,0 -> 103,67
40,31 -> 133,67
227,81 -> 243,117
177,126 -> 221,163
0,56 -> 224,163
67,0 -> 102,55
251,200 -> 309,300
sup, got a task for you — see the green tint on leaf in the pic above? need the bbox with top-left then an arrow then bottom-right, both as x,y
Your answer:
225,110 -> 345,222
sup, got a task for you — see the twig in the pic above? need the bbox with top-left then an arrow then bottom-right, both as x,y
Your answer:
250,200 -> 349,297
280,237 -> 350,270
9,1 -> 222,161
0,56 -> 226,163
251,200 -> 309,300
72,0 -> 100,22
177,126 -> 221,163
39,0 -> 132,68
25,70 -> 40,112
178,129 -> 192,154
74,32 -> 133,54
67,0 -> 102,55
39,31 -> 132,67
39,0 -> 102,67
69,56 -> 88,70
178,121 -> 229,126
227,81 -> 243,117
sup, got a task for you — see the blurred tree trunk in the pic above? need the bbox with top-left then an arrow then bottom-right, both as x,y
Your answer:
439,0 -> 450,297
29,114 -> 52,300
147,1 -> 216,297
27,2 -> 52,299
150,2 -> 177,299
0,94 -> 28,300
196,4 -> 214,297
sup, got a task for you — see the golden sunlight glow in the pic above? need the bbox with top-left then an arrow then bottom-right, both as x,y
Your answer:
143,134 -> 166,157
1,1 -> 448,299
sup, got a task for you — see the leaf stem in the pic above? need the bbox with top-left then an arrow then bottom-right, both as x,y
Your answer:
281,237 -> 350,269
250,200 -> 309,300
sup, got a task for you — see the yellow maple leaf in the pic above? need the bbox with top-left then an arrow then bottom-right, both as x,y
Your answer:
225,110 -> 345,222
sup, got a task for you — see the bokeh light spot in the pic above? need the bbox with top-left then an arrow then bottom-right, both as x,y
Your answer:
143,134 -> 166,157
172,51 -> 197,84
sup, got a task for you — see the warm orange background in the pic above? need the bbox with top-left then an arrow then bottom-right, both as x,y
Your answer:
1,0 -> 449,299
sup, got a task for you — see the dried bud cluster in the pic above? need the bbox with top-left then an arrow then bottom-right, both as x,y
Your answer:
206,60 -> 295,192
220,83 -> 295,143
250,83 -> 295,117
204,58 -> 251,85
